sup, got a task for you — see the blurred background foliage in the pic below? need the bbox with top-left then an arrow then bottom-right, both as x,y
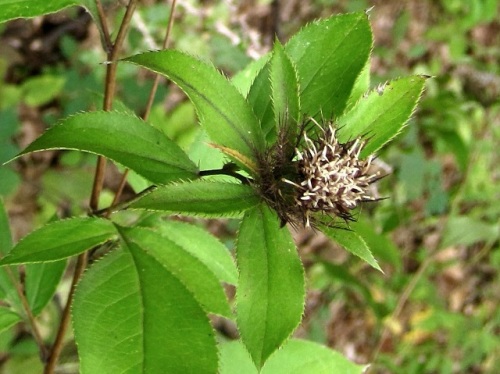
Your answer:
0,0 -> 499,373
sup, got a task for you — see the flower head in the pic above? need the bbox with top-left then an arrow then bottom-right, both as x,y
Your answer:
256,119 -> 381,228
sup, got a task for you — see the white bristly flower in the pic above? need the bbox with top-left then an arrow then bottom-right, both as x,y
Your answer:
284,124 -> 380,227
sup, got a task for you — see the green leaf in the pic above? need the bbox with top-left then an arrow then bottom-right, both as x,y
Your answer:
232,56 -> 270,97
320,225 -> 381,271
21,75 -> 66,107
442,216 -> 500,248
219,340 -> 258,374
129,180 -> 259,218
285,12 -> 373,118
0,199 -> 22,313
124,50 -> 265,172
24,260 -> 67,316
270,41 -> 300,145
350,219 -> 401,270
247,63 -> 274,142
12,111 -> 198,185
0,307 -> 21,333
0,198 -> 12,255
0,0 -> 78,23
156,220 -> 238,285
337,75 -> 427,157
345,58 -> 371,111
73,250 -> 143,374
73,247 -> 218,373
119,226 -> 232,318
236,204 -> 305,368
0,218 -> 117,265
261,339 -> 368,374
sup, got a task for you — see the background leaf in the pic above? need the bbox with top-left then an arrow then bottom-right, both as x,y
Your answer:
124,50 -> 265,172
236,204 -> 305,368
0,199 -> 22,314
442,216 -> 500,248
261,339 -> 368,374
320,225 -> 381,271
337,75 -> 427,157
0,217 -> 117,265
24,260 -> 67,316
0,198 -> 13,254
0,307 -> 21,333
129,180 -> 259,218
285,12 -> 373,119
14,111 -> 198,185
120,226 -> 232,318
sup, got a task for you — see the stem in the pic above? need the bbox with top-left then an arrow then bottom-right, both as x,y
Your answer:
199,168 -> 251,184
5,267 -> 48,361
143,0 -> 177,120
90,0 -> 138,212
94,0 -> 112,52
43,253 -> 88,374
44,1 -> 138,372
111,0 -> 178,209
94,185 -> 158,217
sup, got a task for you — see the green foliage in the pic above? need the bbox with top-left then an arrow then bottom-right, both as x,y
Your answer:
124,50 -> 265,173
16,111 -> 199,185
129,181 -> 260,217
0,0 -> 78,23
0,3 -> 436,373
0,217 -> 117,265
73,247 -> 219,373
337,75 -> 427,157
236,204 -> 305,367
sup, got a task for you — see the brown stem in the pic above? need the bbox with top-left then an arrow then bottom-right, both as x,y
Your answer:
5,267 -> 48,361
44,1 -> 138,373
105,168 -> 130,218
142,0 -> 177,120
111,0 -> 178,208
94,0 -> 112,52
90,0 -> 138,213
43,253 -> 88,374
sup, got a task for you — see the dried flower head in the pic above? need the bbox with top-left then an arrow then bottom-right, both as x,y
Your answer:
256,119 -> 382,228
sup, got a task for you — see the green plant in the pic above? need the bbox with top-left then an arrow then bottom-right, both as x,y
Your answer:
0,2 -> 425,373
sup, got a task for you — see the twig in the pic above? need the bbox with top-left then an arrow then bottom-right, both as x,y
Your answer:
94,185 -> 157,217
199,168 -> 250,184
143,0 -> 177,120
43,253 -> 88,374
94,0 -> 112,52
90,0 -> 138,212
